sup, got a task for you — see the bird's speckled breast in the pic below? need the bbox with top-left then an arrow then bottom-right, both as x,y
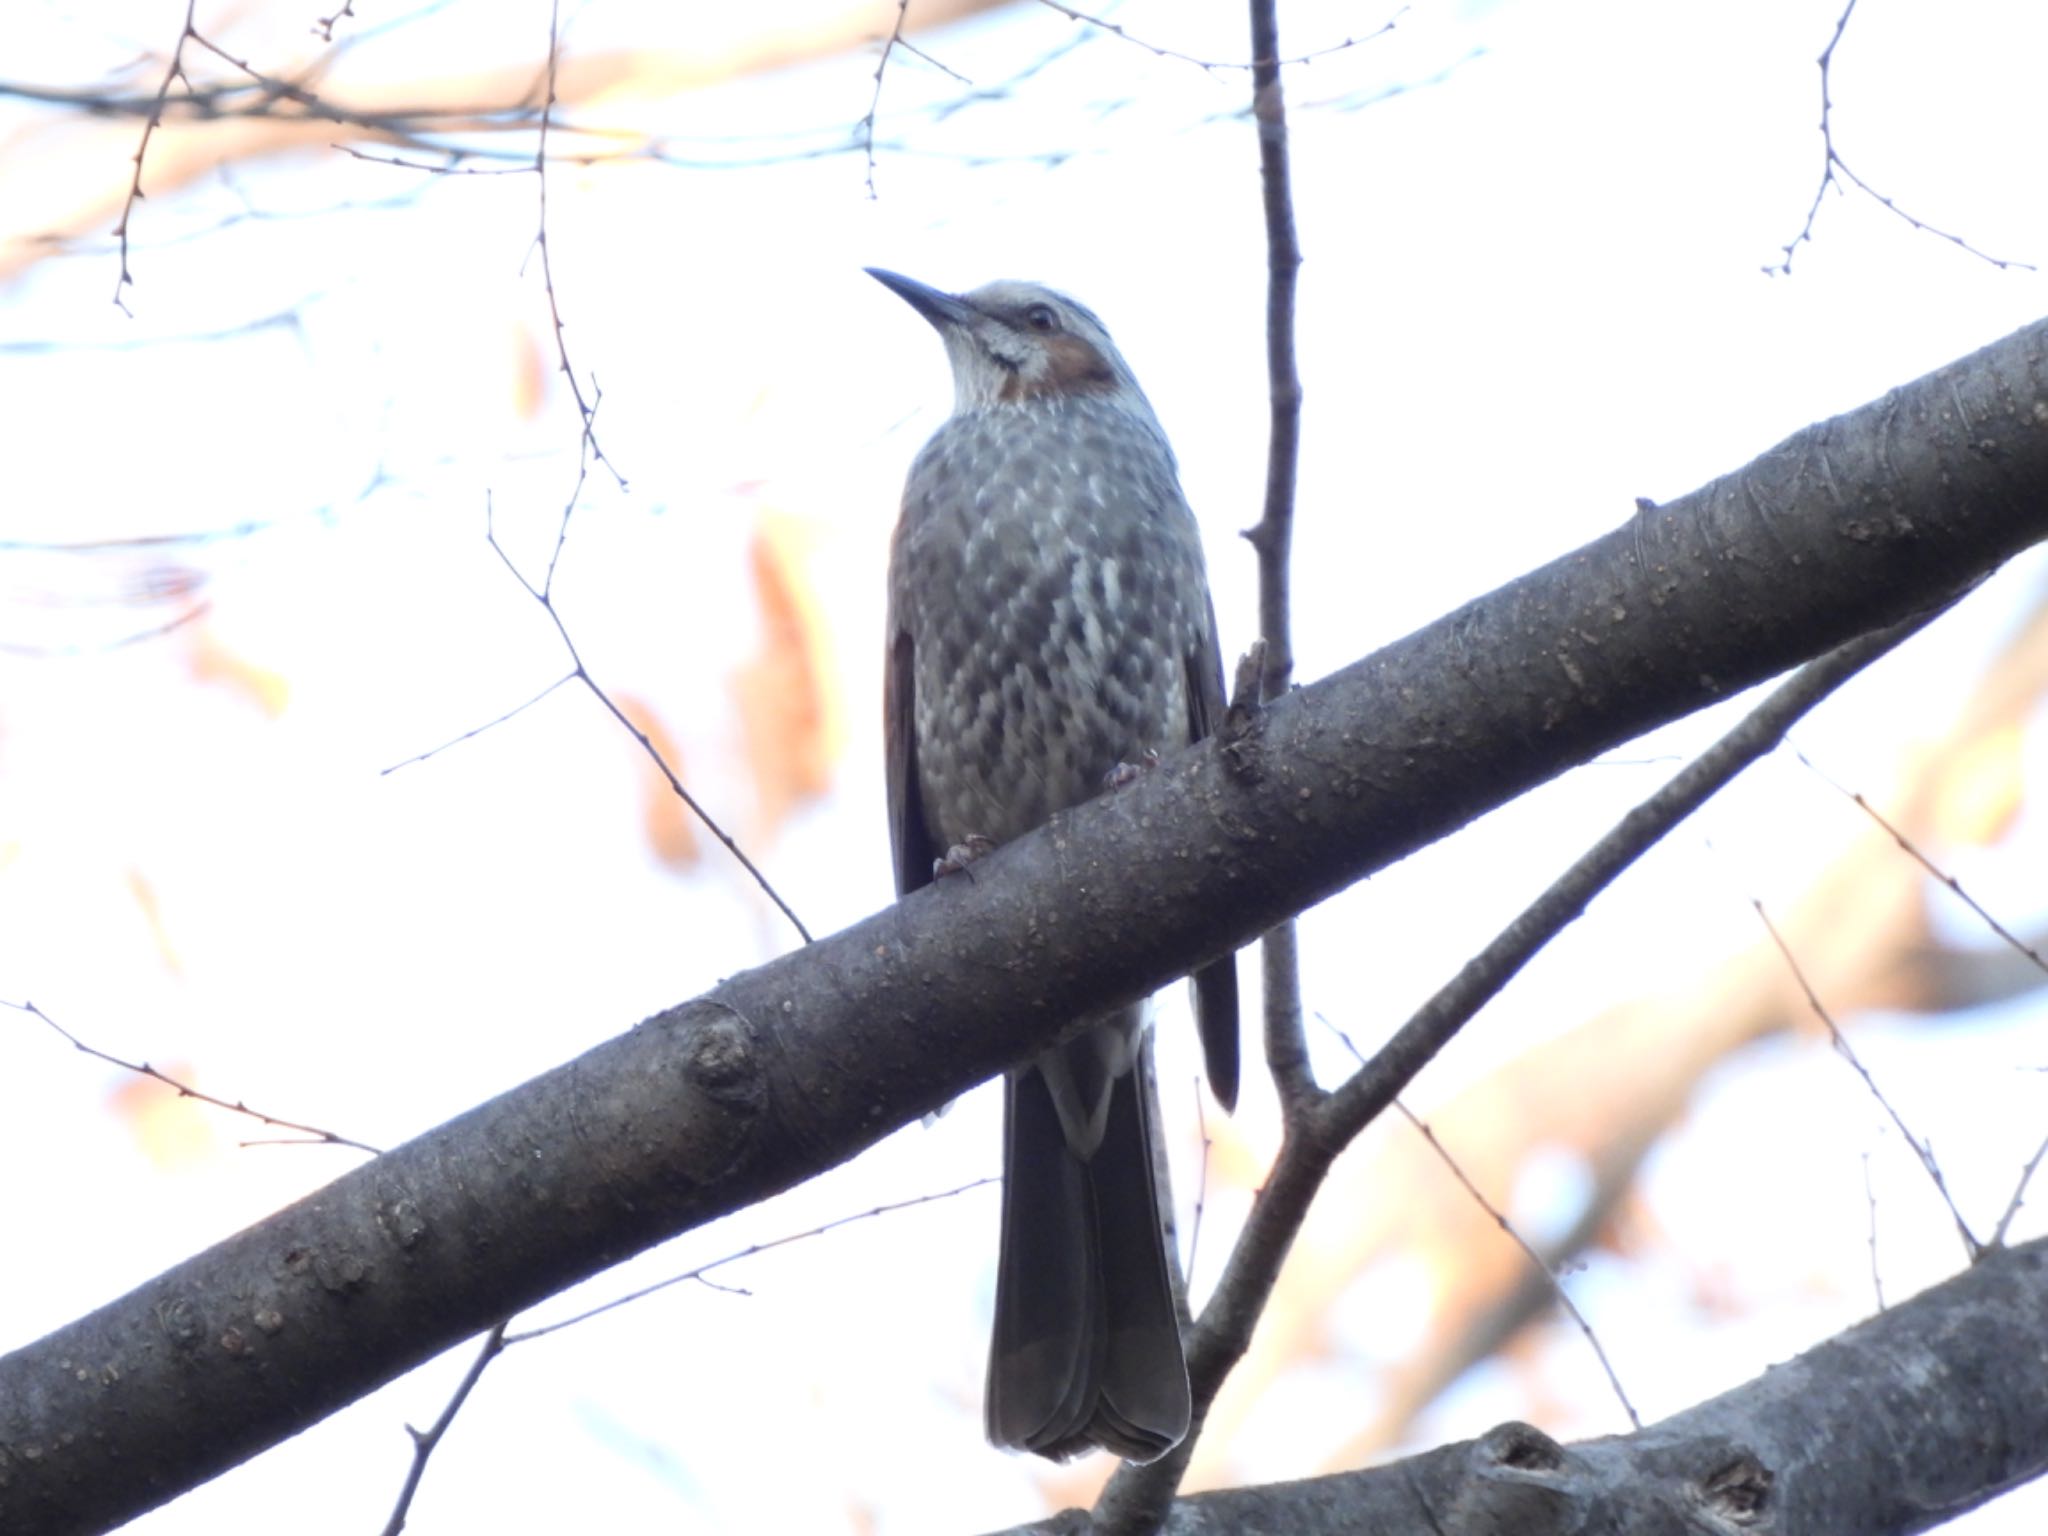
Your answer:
888,394 -> 1209,848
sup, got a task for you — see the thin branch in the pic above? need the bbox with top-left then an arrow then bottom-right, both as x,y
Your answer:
113,0 -> 201,312
5,998 -> 381,1155
379,1320 -> 508,1536
1394,1099 -> 1641,1429
482,502 -> 814,944
531,0 -> 624,488
1095,610 -> 1940,1528
184,26 -> 346,115
861,0 -> 919,199
19,70 -> 555,145
1317,1011 -> 1643,1427
1862,1149 -> 1887,1309
1034,0 -> 1403,73
313,1 -> 357,45
1767,0 -> 2031,276
379,672 -> 578,775
378,1178 -> 993,1528
508,1174 -> 997,1341
1991,1127 -> 2048,1249
1750,899 -> 1982,1258
104,5 -> 543,306
1792,745 -> 2048,981
394,16 -> 802,943
17,47 -> 1129,198
896,37 -> 973,85
337,144 -> 531,176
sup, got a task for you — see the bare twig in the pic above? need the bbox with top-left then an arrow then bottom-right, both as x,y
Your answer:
380,672 -> 578,775
1792,745 -> 2048,981
184,27 -> 345,114
8,72 -> 529,131
482,502 -> 813,944
379,1178 -> 993,1529
1768,0 -> 2031,276
105,4 -> 548,306
19,48 -> 1112,203
5,998 -> 380,1155
1750,899 -> 1983,1259
896,37 -> 974,86
313,1 -> 357,45
380,1321 -> 508,1536
509,1175 -> 996,1340
1394,1100 -> 1640,1429
1034,0 -> 1402,73
1991,1127 -> 2048,1250
1319,1009 -> 1642,1427
337,144 -> 531,176
861,0 -> 957,199
114,0 -> 202,312
531,0 -> 624,487
390,8 -> 803,940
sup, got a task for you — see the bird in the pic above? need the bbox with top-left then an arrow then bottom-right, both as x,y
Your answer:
870,267 -> 1239,1463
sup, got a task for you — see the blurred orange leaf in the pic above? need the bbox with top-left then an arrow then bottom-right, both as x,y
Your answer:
1929,721 -> 2025,846
735,510 -> 838,841
185,618 -> 289,717
127,866 -> 184,976
107,1063 -> 221,1173
509,317 -> 549,422
612,692 -> 699,870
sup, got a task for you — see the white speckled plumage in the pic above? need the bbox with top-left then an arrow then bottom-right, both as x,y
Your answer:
895,392 -> 1204,843
873,270 -> 1240,1465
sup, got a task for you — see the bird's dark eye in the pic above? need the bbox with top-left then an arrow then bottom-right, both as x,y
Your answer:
1022,303 -> 1060,333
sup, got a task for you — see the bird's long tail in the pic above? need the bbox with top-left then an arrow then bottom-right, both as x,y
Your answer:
984,1027 -> 1190,1462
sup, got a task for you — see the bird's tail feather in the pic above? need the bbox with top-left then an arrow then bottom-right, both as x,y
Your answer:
985,1037 -> 1190,1462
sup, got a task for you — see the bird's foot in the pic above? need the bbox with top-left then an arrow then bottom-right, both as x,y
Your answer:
1102,750 -> 1161,791
933,833 -> 996,880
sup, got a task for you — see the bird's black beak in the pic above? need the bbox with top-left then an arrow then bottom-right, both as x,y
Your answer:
866,268 -> 978,332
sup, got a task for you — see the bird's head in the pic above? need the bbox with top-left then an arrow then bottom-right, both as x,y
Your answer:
866,269 -> 1152,418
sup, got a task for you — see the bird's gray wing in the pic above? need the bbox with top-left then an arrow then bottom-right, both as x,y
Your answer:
1184,591 -> 1240,1112
886,627 -> 936,899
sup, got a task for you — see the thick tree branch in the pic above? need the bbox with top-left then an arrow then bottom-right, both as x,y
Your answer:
4,317 -> 2048,1533
988,1236 -> 2048,1534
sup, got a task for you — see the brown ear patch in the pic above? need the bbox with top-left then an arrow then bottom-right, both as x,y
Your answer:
998,333 -> 1119,403
1046,333 -> 1118,391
